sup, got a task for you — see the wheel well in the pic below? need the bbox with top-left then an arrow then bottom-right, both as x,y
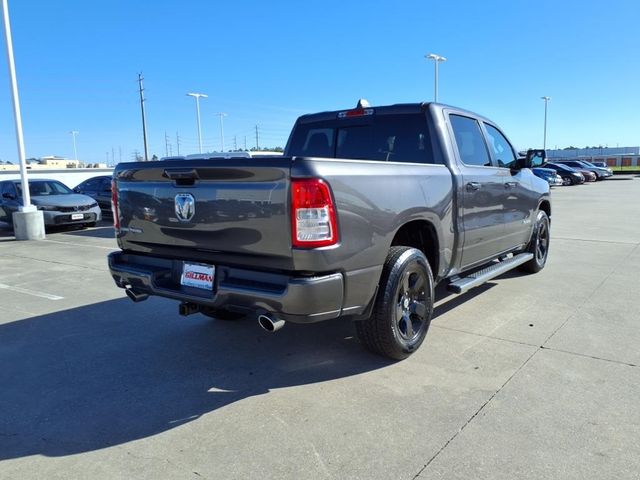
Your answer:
390,220 -> 439,275
539,200 -> 551,221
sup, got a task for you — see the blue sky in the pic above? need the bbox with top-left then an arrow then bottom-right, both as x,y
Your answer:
0,0 -> 638,163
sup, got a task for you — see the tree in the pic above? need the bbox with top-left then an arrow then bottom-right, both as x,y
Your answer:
151,154 -> 159,161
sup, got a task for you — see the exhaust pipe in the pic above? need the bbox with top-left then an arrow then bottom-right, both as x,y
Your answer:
258,314 -> 285,333
125,288 -> 149,303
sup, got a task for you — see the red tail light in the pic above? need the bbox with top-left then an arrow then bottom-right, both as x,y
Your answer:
111,180 -> 120,231
291,178 -> 338,248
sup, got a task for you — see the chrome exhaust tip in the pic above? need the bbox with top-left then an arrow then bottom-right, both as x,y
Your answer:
125,288 -> 149,303
258,314 -> 285,333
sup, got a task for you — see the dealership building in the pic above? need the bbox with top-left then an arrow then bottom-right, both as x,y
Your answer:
546,147 -> 640,168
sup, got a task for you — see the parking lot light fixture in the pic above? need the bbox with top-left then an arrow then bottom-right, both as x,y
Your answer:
541,96 -> 551,150
425,53 -> 447,102
69,130 -> 79,161
187,92 -> 208,153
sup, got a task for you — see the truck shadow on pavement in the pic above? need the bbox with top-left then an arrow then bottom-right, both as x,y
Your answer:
0,298 -> 391,460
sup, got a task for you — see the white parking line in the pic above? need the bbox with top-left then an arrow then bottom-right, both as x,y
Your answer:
42,239 -> 118,250
0,283 -> 64,300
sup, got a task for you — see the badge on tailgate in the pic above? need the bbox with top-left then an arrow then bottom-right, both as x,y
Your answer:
175,193 -> 195,222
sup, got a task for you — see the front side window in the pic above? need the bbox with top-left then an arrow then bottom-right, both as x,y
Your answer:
484,123 -> 517,169
450,115 -> 492,167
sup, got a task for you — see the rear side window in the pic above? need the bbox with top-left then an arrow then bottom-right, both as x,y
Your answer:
483,123 -> 517,169
288,114 -> 435,164
450,115 -> 492,167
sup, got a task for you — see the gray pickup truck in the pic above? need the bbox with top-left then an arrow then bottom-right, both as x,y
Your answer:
108,101 -> 550,359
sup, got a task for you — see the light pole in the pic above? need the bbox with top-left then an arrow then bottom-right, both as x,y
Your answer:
425,53 -> 447,102
1,0 -> 45,239
541,96 -> 551,150
69,130 -> 78,161
187,92 -> 207,153
215,112 -> 227,152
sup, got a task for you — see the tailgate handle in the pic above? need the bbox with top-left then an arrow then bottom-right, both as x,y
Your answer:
163,169 -> 200,181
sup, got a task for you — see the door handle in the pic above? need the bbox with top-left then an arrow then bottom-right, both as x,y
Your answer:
505,181 -> 518,189
466,182 -> 481,191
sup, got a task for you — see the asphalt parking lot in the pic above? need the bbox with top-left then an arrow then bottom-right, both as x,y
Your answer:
1,176 -> 639,480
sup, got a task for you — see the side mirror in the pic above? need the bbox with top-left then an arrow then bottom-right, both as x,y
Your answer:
73,187 -> 81,193
526,149 -> 546,168
2,192 -> 15,200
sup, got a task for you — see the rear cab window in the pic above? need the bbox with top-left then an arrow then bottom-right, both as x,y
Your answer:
288,113 -> 437,164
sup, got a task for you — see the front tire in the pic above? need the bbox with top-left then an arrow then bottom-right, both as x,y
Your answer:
356,247 -> 434,360
519,210 -> 550,273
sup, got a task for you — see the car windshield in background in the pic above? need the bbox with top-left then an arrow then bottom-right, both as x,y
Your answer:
16,180 -> 73,196
288,114 -> 435,164
580,161 -> 597,167
552,163 -> 575,172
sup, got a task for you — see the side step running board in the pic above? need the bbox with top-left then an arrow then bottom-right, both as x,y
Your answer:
447,253 -> 534,294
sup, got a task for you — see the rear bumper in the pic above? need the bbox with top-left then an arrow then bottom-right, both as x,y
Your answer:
108,251 -> 345,323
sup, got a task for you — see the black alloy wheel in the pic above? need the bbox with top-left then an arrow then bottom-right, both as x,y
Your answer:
356,246 -> 434,360
520,210 -> 550,273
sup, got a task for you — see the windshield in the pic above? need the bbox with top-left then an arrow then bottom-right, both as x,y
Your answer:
16,180 -> 73,196
580,161 -> 596,167
552,163 -> 574,172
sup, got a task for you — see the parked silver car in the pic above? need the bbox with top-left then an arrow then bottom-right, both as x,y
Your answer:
0,179 -> 101,227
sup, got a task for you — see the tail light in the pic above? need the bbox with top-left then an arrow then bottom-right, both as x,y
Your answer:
291,178 -> 338,248
111,180 -> 120,231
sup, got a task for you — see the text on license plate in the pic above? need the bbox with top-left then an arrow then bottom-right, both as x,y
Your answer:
71,213 -> 84,220
181,262 -> 215,290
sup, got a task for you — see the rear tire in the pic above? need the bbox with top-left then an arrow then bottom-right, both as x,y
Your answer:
356,247 -> 434,360
519,210 -> 550,273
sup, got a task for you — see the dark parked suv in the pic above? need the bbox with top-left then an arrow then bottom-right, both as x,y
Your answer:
74,176 -> 113,214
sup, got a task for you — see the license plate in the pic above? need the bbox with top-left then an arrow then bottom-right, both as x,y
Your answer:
181,262 -> 215,290
71,213 -> 84,220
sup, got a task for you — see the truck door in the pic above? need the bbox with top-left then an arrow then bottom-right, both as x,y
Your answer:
449,114 -> 507,269
482,122 -> 534,250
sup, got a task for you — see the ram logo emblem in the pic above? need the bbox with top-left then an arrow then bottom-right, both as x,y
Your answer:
175,193 -> 195,222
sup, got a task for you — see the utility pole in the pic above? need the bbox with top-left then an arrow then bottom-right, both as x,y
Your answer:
69,130 -> 79,161
106,151 -> 109,164
138,73 -> 149,161
425,53 -> 447,102
111,146 -> 115,166
215,112 -> 227,152
244,135 -> 247,150
233,135 -> 237,151
164,131 -> 170,157
541,96 -> 551,150
119,146 -> 122,163
176,131 -> 181,155
255,125 -> 259,150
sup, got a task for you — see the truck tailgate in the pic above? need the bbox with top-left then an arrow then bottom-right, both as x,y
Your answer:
114,158 -> 292,268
